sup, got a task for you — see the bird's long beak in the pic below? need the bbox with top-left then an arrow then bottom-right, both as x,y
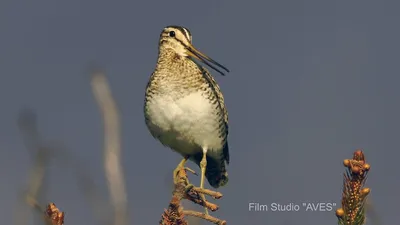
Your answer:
185,43 -> 230,76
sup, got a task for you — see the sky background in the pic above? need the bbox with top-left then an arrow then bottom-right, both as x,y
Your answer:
1,0 -> 399,225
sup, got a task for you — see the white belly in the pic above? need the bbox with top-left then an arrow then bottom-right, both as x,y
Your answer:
145,91 -> 223,155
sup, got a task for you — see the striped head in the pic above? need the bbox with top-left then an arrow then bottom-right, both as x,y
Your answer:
158,25 -> 230,76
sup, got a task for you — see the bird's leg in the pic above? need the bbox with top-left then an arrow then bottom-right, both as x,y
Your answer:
173,156 -> 189,184
200,148 -> 209,215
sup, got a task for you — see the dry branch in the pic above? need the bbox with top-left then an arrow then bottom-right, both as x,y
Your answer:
91,70 -> 128,225
14,109 -> 51,225
182,211 -> 226,225
15,109 -> 107,225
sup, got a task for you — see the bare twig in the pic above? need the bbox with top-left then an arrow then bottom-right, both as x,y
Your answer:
15,97 -> 117,225
190,187 -> 223,199
91,70 -> 128,225
183,210 -> 226,225
184,187 -> 219,211
17,109 -> 49,203
14,109 -> 51,225
181,202 -> 202,225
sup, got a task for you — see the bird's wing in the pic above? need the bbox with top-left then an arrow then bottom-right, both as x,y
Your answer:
199,66 -> 230,164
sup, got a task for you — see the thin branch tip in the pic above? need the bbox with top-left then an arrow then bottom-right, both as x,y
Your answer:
337,149 -> 370,225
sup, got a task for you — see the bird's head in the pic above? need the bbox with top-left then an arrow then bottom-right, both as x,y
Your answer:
158,25 -> 229,76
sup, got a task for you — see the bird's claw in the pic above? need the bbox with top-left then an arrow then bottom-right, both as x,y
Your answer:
184,167 -> 198,175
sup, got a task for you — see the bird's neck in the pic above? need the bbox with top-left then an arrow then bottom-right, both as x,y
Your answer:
157,47 -> 181,64
155,47 -> 197,75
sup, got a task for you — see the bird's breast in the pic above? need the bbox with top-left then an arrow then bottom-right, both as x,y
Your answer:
145,90 -> 224,151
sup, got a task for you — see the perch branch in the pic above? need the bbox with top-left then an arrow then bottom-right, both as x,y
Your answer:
159,166 -> 226,225
184,185 -> 220,211
190,187 -> 223,199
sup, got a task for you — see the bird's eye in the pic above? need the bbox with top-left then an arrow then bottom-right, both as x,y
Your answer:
169,31 -> 175,37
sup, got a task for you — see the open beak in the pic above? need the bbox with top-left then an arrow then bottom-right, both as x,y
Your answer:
185,43 -> 230,76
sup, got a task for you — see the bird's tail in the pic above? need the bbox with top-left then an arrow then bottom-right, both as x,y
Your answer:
192,153 -> 229,189
205,156 -> 229,188
206,157 -> 229,188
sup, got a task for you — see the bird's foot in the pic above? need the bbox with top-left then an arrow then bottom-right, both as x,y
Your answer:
173,158 -> 190,184
173,166 -> 187,185
173,167 -> 196,185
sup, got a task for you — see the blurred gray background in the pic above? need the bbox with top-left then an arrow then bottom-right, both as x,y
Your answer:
1,0 -> 398,225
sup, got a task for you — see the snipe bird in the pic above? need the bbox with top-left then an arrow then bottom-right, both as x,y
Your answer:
144,25 -> 230,214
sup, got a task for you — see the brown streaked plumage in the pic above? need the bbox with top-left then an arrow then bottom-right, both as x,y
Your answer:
143,25 -> 230,214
